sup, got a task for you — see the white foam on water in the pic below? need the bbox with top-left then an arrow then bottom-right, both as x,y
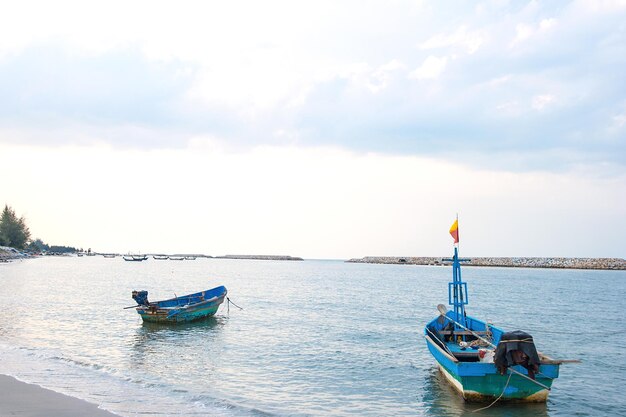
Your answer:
0,341 -> 269,417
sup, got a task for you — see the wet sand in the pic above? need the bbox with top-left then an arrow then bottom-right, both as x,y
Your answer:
0,374 -> 119,417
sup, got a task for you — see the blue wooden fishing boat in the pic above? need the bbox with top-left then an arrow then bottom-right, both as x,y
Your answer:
424,219 -> 574,403
131,286 -> 227,323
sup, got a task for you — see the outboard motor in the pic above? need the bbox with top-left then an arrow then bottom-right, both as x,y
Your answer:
132,290 -> 149,306
495,330 -> 541,379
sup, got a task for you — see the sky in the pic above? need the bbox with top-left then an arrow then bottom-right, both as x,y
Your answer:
1,0 -> 625,259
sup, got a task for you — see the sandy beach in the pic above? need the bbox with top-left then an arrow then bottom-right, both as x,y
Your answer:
0,374 -> 118,417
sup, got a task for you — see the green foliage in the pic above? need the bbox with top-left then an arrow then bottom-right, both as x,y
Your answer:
49,245 -> 77,253
28,238 -> 49,252
28,238 -> 76,253
0,205 -> 31,250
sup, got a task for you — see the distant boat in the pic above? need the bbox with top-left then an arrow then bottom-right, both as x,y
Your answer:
103,254 -> 116,258
184,256 -> 197,260
123,255 -> 148,262
423,219 -> 575,403
153,255 -> 169,260
169,256 -> 185,261
130,286 -> 227,323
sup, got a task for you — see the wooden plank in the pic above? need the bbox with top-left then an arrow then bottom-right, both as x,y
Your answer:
540,359 -> 582,365
424,334 -> 459,363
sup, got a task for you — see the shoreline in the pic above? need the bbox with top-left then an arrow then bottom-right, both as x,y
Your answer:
346,256 -> 626,270
0,246 -> 33,263
0,249 -> 304,263
0,374 -> 119,417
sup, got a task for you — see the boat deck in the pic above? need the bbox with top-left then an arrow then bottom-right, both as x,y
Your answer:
444,343 -> 482,361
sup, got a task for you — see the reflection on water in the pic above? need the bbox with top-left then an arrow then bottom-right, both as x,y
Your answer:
130,316 -> 227,366
136,315 -> 227,339
421,368 -> 467,417
421,367 -> 549,417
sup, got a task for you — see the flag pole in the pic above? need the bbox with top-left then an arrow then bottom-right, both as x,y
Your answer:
456,213 -> 459,254
447,213 -> 467,330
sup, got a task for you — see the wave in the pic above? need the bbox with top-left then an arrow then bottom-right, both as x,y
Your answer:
0,342 -> 277,417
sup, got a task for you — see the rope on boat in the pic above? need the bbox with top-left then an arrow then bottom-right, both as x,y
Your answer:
425,327 -> 455,357
226,297 -> 244,313
472,372 -> 512,413
468,337 -> 492,347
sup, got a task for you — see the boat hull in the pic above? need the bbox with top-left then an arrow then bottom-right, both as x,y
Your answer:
136,286 -> 227,324
425,333 -> 559,402
138,302 -> 222,323
124,255 -> 147,261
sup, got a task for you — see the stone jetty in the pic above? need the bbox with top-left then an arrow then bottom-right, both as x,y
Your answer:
346,256 -> 626,270
217,255 -> 303,261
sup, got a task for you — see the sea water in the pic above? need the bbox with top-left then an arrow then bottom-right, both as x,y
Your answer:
0,257 -> 624,416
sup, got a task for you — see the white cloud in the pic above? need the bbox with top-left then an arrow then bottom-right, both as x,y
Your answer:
539,18 -> 557,30
512,23 -> 535,44
495,100 -> 521,115
419,25 -> 485,54
409,56 -> 448,80
573,0 -> 626,14
532,94 -> 556,110
510,18 -> 556,47
487,75 -> 513,87
614,113 -> 626,128
0,0 -> 624,173
364,60 -> 406,93
608,111 -> 626,134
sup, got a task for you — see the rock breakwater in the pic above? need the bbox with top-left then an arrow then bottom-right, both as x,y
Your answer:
217,255 -> 303,261
346,256 -> 626,270
0,246 -> 32,262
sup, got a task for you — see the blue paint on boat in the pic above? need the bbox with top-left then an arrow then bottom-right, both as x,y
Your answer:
132,286 -> 227,323
424,245 -> 562,402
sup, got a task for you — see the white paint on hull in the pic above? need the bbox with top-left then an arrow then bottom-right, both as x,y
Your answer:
436,364 -> 550,402
437,364 -> 466,398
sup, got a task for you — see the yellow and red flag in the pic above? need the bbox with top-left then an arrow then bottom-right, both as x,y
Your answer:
449,219 -> 459,244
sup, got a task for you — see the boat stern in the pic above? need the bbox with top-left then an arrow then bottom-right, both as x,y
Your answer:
424,331 -> 559,403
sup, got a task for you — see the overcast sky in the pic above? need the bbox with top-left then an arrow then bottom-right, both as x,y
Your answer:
1,0 -> 625,258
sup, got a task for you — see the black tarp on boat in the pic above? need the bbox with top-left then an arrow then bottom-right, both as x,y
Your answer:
494,330 -> 541,378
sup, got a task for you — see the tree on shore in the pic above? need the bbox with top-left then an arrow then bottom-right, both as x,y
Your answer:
0,205 -> 31,249
28,238 -> 49,252
28,238 -> 77,254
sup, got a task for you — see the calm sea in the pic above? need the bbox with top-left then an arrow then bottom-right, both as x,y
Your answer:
0,257 -> 624,417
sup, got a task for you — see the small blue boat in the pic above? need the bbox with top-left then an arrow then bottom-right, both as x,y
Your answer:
424,220 -> 572,403
131,286 -> 227,323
